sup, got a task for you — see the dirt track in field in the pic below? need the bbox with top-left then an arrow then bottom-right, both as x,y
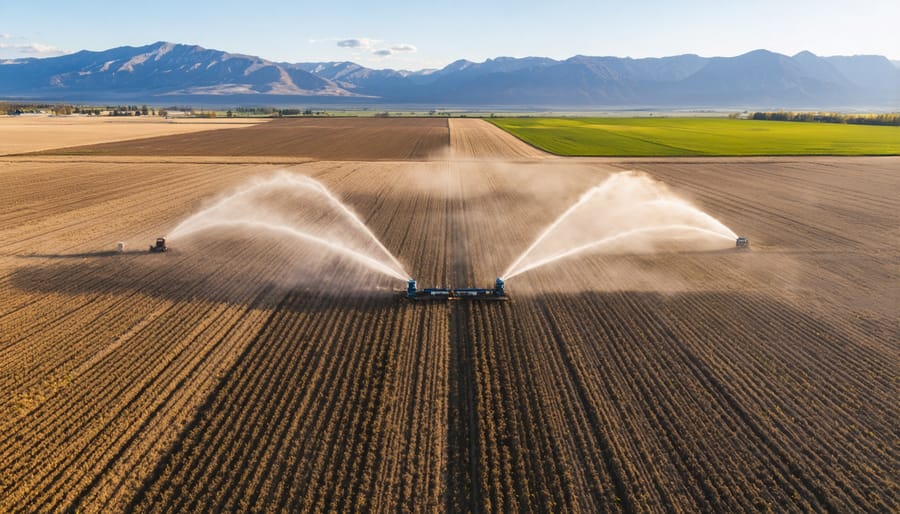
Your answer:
449,118 -> 549,160
0,118 -> 897,512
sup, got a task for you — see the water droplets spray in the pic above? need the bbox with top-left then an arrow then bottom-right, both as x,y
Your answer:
169,172 -> 409,281
503,171 -> 738,280
167,169 -> 739,294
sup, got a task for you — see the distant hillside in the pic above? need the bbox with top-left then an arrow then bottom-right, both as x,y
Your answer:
0,42 -> 355,100
1,42 -> 897,108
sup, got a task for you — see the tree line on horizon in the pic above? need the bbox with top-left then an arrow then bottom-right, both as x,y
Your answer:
1,102 -> 161,116
745,111 -> 900,126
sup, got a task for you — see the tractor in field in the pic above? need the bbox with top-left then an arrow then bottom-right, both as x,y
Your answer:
736,236 -> 750,249
149,237 -> 168,253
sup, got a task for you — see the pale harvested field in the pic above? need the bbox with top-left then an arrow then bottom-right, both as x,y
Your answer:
449,118 -> 548,160
0,119 -> 896,512
0,115 -> 267,155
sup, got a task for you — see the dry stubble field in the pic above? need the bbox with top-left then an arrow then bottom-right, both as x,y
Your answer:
0,117 -> 897,512
0,115 -> 265,156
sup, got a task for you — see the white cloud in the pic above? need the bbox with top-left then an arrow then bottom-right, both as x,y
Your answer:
337,38 -> 375,49
0,36 -> 67,57
391,44 -> 417,53
18,43 -> 67,56
334,37 -> 416,60
372,43 -> 418,58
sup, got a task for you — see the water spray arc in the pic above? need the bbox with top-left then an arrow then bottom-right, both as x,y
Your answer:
164,170 -> 746,300
175,219 -> 408,281
169,172 -> 409,281
502,171 -> 743,280
502,179 -> 618,278
298,177 -> 408,280
506,224 -> 734,279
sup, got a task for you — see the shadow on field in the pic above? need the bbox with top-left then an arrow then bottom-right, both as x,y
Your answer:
116,286 -> 897,512
18,250 -> 148,259
9,238 -> 760,314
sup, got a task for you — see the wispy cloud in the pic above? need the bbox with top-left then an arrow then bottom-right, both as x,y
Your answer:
0,36 -> 67,57
337,38 -> 376,49
335,37 -> 417,60
18,43 -> 67,56
372,43 -> 418,58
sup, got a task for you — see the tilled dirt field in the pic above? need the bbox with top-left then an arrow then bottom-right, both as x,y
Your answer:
49,117 -> 450,160
0,118 -> 897,512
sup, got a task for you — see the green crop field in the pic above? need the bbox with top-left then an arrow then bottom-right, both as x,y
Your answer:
489,117 -> 900,156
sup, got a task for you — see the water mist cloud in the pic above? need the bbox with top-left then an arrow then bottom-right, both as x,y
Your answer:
504,171 -> 738,279
169,171 -> 408,282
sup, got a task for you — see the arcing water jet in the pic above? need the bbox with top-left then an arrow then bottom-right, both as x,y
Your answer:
504,171 -> 740,280
169,172 -> 408,281
295,176 -> 408,278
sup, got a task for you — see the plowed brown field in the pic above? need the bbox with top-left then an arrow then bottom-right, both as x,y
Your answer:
0,118 -> 896,512
49,117 -> 449,160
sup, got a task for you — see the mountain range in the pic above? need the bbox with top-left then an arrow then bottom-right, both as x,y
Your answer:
1,41 -> 897,108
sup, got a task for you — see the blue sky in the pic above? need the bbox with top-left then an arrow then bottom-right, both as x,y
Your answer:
2,0 -> 898,68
